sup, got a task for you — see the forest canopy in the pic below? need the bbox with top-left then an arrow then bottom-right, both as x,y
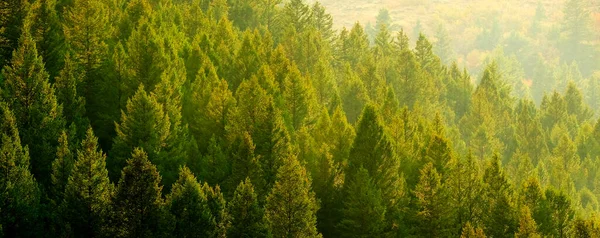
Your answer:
0,0 -> 599,237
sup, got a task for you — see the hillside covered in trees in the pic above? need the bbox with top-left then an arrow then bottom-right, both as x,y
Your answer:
0,0 -> 599,237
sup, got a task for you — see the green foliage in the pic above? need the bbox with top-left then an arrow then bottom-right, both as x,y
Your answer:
482,155 -> 518,237
1,32 -> 64,187
167,166 -> 215,237
228,178 -> 269,238
110,85 -> 184,188
112,148 -> 171,237
0,0 -> 600,237
63,128 -> 112,237
414,162 -> 448,237
50,130 -> 74,204
265,154 -> 321,238
0,102 -> 40,237
338,167 -> 386,237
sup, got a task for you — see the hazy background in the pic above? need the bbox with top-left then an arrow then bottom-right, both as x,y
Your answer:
309,0 -> 600,103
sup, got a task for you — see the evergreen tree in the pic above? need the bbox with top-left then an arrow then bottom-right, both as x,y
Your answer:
265,154 -> 321,238
228,178 -> 269,238
515,206 -> 541,238
338,167 -> 387,237
414,162 -> 448,237
27,0 -> 66,79
0,102 -> 40,237
112,148 -> 170,237
280,0 -> 310,34
460,222 -> 486,238
414,33 -> 441,76
446,153 -> 483,236
202,183 -> 230,237
537,189 -> 574,238
1,31 -> 64,187
55,53 -> 88,140
347,104 -> 402,221
63,0 -> 113,142
110,85 -> 179,186
63,0 -> 109,77
63,128 -> 112,238
310,2 -> 334,44
283,65 -> 315,131
0,0 -> 29,68
167,166 -> 215,238
482,155 -> 518,237
433,25 -> 454,65
50,131 -> 74,204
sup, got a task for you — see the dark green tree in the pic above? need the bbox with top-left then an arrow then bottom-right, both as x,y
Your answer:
63,128 -> 112,238
0,102 -> 40,237
1,32 -> 64,187
337,167 -> 387,237
167,166 -> 215,238
228,178 -> 269,238
482,155 -> 518,237
112,148 -> 171,237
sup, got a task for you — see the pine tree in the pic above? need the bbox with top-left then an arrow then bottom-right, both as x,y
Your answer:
460,222 -> 486,238
109,85 -> 170,182
537,189 -> 574,238
63,0 -> 108,77
280,0 -> 310,34
414,33 -> 441,75
112,148 -> 170,237
226,132 -> 262,196
50,131 -> 74,204
515,206 -> 541,238
1,32 -> 64,187
564,81 -> 592,123
0,102 -> 40,237
27,0 -> 66,79
231,30 -> 265,90
347,104 -> 402,219
329,106 -> 355,164
124,17 -> 166,95
337,167 -> 386,237
482,155 -> 518,237
339,64 -> 370,123
310,2 -> 334,44
228,178 -> 269,238
0,0 -> 29,68
55,53 -> 88,140
446,153 -> 483,236
283,65 -> 315,131
202,183 -> 230,237
63,128 -> 112,237
265,154 -> 321,238
63,0 -> 112,135
414,162 -> 448,237
167,166 -> 215,238
433,25 -> 454,65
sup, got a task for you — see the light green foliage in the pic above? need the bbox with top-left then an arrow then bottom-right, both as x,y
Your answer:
1,0 -> 600,236
265,154 -> 321,238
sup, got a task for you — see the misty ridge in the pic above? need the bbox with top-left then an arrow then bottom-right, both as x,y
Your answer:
0,0 -> 599,237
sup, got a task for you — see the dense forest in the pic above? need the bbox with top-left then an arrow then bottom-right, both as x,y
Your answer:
0,0 -> 599,237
